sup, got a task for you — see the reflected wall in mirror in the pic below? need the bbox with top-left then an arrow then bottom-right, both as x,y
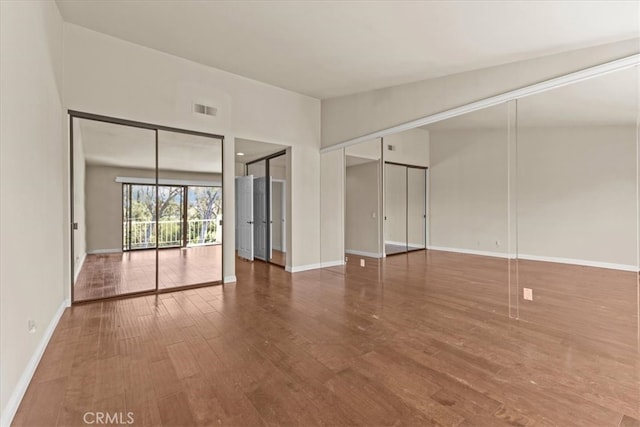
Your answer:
422,102 -> 511,316
247,160 -> 268,261
384,163 -> 408,254
407,167 -> 427,251
345,138 -> 382,259
157,130 -> 223,289
72,118 -> 157,301
515,66 -> 639,350
269,153 -> 288,267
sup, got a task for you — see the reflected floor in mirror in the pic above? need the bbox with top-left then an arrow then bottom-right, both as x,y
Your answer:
74,245 -> 222,301
385,243 -> 408,255
270,249 -> 286,266
18,250 -> 639,426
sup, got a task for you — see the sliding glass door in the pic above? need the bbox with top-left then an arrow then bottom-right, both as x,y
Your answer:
122,184 -> 221,251
187,186 -> 222,246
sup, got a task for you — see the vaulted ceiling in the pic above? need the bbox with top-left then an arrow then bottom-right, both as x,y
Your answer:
56,1 -> 639,99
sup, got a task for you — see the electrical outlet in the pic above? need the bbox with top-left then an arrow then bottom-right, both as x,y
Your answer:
345,256 -> 348,263
495,240 -> 501,247
523,288 -> 533,301
360,259 -> 365,267
28,320 -> 37,334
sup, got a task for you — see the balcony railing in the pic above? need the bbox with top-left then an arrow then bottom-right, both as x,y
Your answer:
123,218 -> 221,250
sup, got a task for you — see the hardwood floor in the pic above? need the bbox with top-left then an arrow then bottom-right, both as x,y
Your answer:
74,246 -> 222,302
270,249 -> 286,267
14,250 -> 639,426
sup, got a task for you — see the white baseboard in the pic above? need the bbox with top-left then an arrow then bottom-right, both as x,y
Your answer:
87,248 -> 121,254
345,249 -> 384,258
429,246 -> 512,259
321,260 -> 346,269
73,252 -> 86,282
1,299 -> 69,427
428,246 -> 639,272
517,253 -> 639,272
285,260 -> 345,273
385,241 -> 425,250
223,275 -> 237,283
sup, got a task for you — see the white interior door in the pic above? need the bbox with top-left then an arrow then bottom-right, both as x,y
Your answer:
253,176 -> 267,260
236,176 -> 254,261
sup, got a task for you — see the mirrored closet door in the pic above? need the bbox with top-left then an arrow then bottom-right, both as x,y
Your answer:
71,113 -> 223,303
384,162 -> 427,255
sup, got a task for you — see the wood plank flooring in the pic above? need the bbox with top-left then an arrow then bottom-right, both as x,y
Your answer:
14,250 -> 640,426
74,246 -> 222,302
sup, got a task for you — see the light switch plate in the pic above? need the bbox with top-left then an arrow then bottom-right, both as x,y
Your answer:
523,288 -> 533,301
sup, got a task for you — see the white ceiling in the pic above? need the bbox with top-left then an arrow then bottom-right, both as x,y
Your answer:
235,138 -> 288,164
346,155 -> 377,168
56,1 -> 639,99
79,119 -> 222,173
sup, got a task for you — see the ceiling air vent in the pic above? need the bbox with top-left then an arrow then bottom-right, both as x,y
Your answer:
193,103 -> 218,117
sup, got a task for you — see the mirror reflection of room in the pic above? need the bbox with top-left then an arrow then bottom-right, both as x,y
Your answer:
420,103 -> 512,316
157,130 -> 222,289
72,118 -> 223,302
235,139 -> 289,268
345,139 -> 383,259
73,119 -> 157,301
380,129 -> 429,256
515,66 -> 638,347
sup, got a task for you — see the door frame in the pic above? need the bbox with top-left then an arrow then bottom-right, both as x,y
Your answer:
69,110 -> 225,305
235,175 -> 254,261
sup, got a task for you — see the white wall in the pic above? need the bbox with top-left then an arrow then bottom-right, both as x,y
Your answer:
346,161 -> 381,256
429,126 -> 638,268
345,138 -> 381,160
518,126 -> 637,267
384,163 -> 408,245
321,39 -> 639,147
320,150 -> 345,267
429,129 -> 509,254
0,1 -> 65,423
63,23 -> 321,276
383,128 -> 430,167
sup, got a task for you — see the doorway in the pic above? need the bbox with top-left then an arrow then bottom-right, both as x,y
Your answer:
236,149 -> 288,267
70,111 -> 224,303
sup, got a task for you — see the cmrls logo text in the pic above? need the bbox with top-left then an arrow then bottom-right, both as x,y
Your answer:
83,412 -> 134,425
